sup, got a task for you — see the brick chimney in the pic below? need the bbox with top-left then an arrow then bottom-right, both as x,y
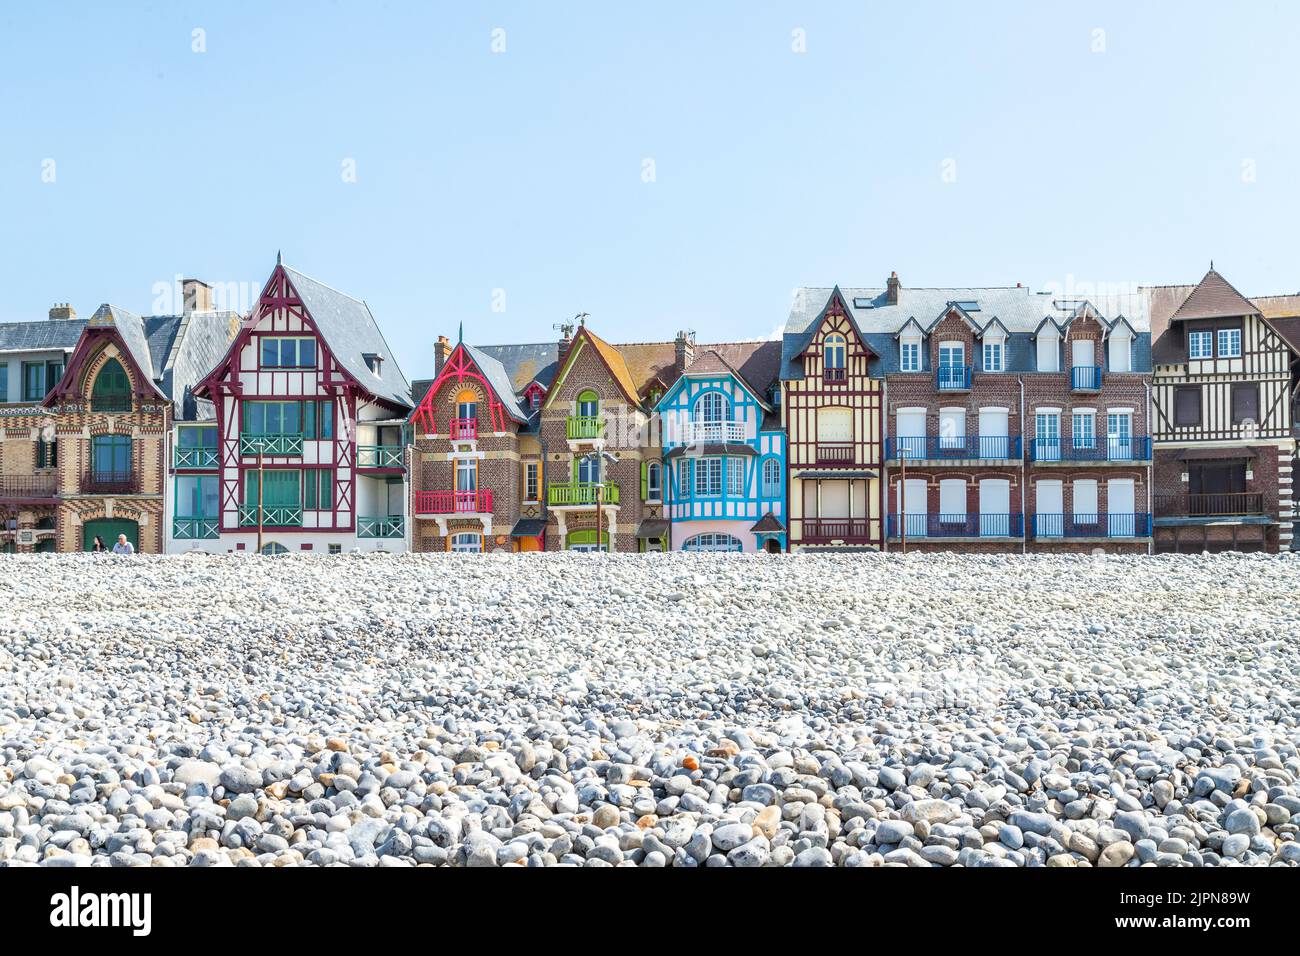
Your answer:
48,303 -> 77,321
886,271 -> 901,306
434,335 -> 452,375
675,330 -> 696,373
182,278 -> 213,313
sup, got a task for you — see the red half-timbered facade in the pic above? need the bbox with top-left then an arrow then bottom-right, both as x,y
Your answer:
188,257 -> 411,554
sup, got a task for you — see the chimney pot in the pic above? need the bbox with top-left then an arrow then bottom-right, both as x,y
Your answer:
434,335 -> 453,374
182,278 -> 213,314
886,272 -> 901,306
49,303 -> 77,321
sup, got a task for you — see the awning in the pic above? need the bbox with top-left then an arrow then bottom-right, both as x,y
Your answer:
750,513 -> 786,534
635,519 -> 670,539
509,519 -> 547,538
793,470 -> 878,480
665,443 -> 757,460
1176,447 -> 1257,461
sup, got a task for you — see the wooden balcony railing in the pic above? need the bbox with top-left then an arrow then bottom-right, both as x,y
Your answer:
173,516 -> 220,539
682,419 -> 747,444
0,475 -> 58,498
240,434 -> 303,456
1032,513 -> 1152,538
414,490 -> 493,514
357,515 -> 405,538
1154,493 -> 1266,518
548,482 -> 619,506
81,470 -> 139,494
815,443 -> 854,464
448,418 -> 477,440
566,416 -> 605,441
801,518 -> 871,543
173,447 -> 220,469
237,505 -> 303,527
823,367 -> 847,383
356,445 -> 404,468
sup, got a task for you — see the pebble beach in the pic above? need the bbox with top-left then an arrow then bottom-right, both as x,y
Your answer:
1,551 -> 1298,868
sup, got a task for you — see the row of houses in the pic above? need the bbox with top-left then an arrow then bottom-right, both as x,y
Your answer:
3,257 -> 1297,556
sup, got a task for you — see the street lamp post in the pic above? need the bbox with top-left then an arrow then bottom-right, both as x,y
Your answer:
582,449 -> 619,553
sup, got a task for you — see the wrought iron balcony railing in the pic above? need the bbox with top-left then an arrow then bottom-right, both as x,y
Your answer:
887,513 -> 1025,538
173,516 -> 220,540
548,482 -> 619,506
81,470 -> 139,494
237,505 -> 303,527
356,445 -> 404,468
90,396 -> 134,412
357,515 -> 405,538
886,435 -> 1022,461
0,475 -> 58,498
240,434 -> 304,456
1071,366 -> 1102,391
173,447 -> 219,469
1032,512 -> 1151,538
1154,493 -> 1266,518
1030,437 -> 1152,463
936,365 -> 972,390
414,490 -> 494,514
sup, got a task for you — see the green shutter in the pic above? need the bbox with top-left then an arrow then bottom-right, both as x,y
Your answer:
640,460 -> 648,500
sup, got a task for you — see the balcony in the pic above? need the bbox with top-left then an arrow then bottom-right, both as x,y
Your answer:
448,418 -> 477,441
0,475 -> 58,499
90,396 -> 134,413
415,490 -> 493,515
1071,366 -> 1102,391
936,366 -> 972,391
173,516 -> 220,540
548,482 -> 619,507
886,435 -> 1021,462
1030,437 -> 1152,463
1033,513 -> 1151,538
566,416 -> 605,441
823,367 -> 847,384
1154,493 -> 1266,518
237,505 -> 303,527
682,419 -> 747,444
240,434 -> 303,456
356,445 -> 404,469
815,443 -> 855,465
358,515 -> 406,539
81,470 -> 139,494
887,513 -> 1025,538
174,447 -> 219,469
802,518 -> 871,543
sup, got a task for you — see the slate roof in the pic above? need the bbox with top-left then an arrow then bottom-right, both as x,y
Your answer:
476,343 -> 562,393
0,318 -> 87,353
783,284 -> 1151,379
283,266 -> 411,411
462,344 -> 530,423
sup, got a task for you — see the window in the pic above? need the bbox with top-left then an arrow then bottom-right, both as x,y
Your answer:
244,470 -> 301,508
261,542 -> 289,556
696,391 -> 728,423
725,457 -> 744,496
695,457 -> 722,496
524,462 -> 539,501
316,401 -> 333,439
178,425 -> 217,448
824,334 -> 846,370
1107,412 -> 1133,459
1036,412 -> 1061,461
900,338 -> 921,372
363,353 -> 383,376
328,544 -> 342,555
1036,335 -> 1059,372
1072,412 -> 1095,449
1217,328 -> 1242,358
577,390 -> 600,418
260,337 -> 317,369
176,475 -> 219,517
1174,387 -> 1201,426
243,401 -> 302,435
576,455 -> 601,485
644,461 -> 662,501
938,342 -> 964,367
91,435 -> 132,476
22,360 -> 64,403
677,459 -> 692,497
566,530 -> 608,552
683,533 -> 742,552
761,458 -> 781,498
1108,333 -> 1132,372
982,340 -> 1003,372
1188,330 -> 1213,359
1232,383 -> 1259,424
939,478 -> 966,518
939,408 -> 965,450
36,436 -> 57,469
456,458 -> 477,491
0,363 -> 7,400
303,469 -> 334,510
455,389 -> 477,422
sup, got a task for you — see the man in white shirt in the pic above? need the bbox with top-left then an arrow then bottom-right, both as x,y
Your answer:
112,534 -> 135,555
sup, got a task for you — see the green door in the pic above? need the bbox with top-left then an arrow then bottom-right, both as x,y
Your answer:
83,519 -> 138,552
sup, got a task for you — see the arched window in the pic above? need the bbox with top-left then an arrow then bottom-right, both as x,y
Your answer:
695,392 -> 729,423
683,533 -> 743,552
824,334 -> 846,370
646,461 -> 662,500
761,458 -> 782,498
91,358 -> 132,412
450,532 -> 482,553
577,390 -> 600,418
455,388 -> 477,421
260,542 -> 288,556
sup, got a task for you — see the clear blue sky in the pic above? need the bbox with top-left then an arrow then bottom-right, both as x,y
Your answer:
2,2 -> 1297,380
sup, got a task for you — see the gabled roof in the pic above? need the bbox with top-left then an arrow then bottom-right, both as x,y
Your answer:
894,317 -> 926,339
661,348 -> 774,413
281,266 -> 411,409
1168,269 -> 1259,322
926,302 -> 982,334
978,316 -> 1011,339
462,344 -> 530,423
1033,316 -> 1064,338
548,325 -> 643,407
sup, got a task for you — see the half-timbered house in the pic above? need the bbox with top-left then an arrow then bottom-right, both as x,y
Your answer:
654,343 -> 785,552
188,257 -> 412,554
780,287 -> 884,551
1147,269 -> 1298,553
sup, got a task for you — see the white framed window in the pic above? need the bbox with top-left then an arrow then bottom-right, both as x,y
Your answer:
1072,411 -> 1095,449
900,338 -> 921,372
1037,334 -> 1060,372
695,457 -> 722,497
695,391 -> 728,423
938,341 -> 964,367
450,533 -> 482,553
1217,328 -> 1241,358
725,457 -> 744,496
677,459 -> 691,496
1036,411 -> 1061,461
1108,332 -> 1132,372
455,458 -> 477,491
523,462 -> 539,502
646,461 -> 662,500
982,339 -> 1004,372
823,334 -> 846,370
761,458 -> 781,497
683,533 -> 742,552
1188,330 -> 1212,359
1106,412 -> 1132,459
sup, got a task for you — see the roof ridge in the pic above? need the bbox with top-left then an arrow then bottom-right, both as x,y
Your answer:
282,264 -> 368,308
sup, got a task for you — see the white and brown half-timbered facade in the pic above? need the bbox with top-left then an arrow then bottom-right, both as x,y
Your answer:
188,257 -> 411,554
1147,269 -> 1296,552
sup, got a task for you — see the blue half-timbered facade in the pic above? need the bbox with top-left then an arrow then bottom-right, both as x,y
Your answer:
655,350 -> 786,552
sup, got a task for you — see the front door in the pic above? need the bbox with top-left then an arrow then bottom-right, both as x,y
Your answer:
84,518 -> 139,552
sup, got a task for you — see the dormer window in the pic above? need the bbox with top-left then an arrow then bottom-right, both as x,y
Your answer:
1036,333 -> 1060,372
363,353 -> 383,376
900,336 -> 921,372
982,337 -> 1004,372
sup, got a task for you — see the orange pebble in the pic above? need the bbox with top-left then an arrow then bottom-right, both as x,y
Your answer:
682,755 -> 699,771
